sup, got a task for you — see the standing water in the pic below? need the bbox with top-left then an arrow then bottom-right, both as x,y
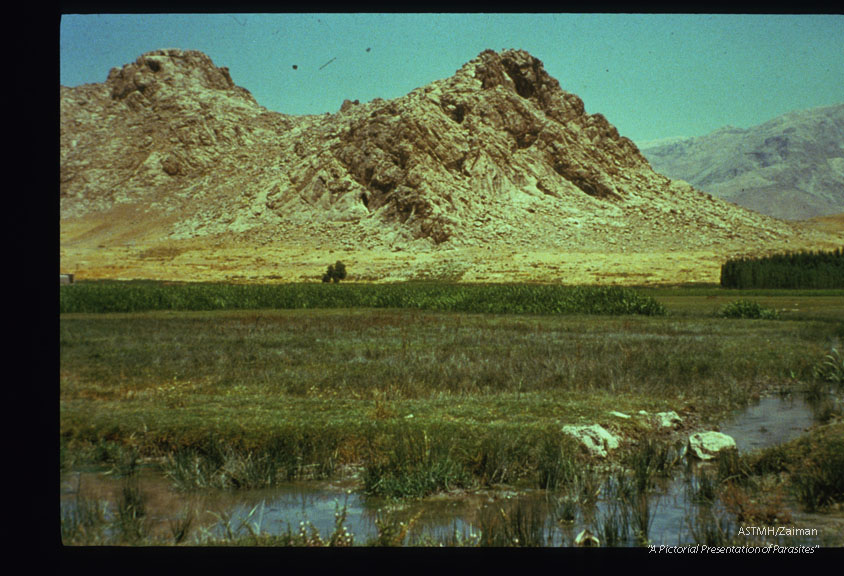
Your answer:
61,395 -> 831,546
719,395 -> 816,452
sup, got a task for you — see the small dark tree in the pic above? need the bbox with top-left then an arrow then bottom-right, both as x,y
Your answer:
322,261 -> 348,283
333,261 -> 347,282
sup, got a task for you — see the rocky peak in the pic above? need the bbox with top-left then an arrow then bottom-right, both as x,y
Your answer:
469,49 -> 564,111
106,48 -> 259,109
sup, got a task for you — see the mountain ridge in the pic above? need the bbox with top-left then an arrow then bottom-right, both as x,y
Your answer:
640,103 -> 844,220
60,48 -> 842,283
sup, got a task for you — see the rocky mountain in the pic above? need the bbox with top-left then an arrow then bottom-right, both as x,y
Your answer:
640,104 -> 844,220
60,49 -> 842,283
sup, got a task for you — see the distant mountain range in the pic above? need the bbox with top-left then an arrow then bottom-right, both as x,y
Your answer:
640,104 -> 844,220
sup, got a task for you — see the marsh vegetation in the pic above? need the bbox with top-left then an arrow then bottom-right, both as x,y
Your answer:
59,283 -> 844,546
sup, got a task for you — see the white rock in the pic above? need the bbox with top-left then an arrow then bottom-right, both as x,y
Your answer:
609,411 -> 631,419
688,431 -> 737,460
562,424 -> 621,458
654,411 -> 682,429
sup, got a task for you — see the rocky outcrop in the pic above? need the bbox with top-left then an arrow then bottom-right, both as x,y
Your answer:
60,49 -> 281,216
106,49 -> 255,102
320,48 -> 653,244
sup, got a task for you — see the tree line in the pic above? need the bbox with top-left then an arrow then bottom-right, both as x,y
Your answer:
720,248 -> 844,289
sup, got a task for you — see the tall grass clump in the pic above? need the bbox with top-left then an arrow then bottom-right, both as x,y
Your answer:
168,508 -> 196,544
362,427 -> 473,499
687,467 -> 718,505
686,507 -> 735,546
803,348 -> 844,422
115,473 -> 149,543
716,451 -> 751,487
621,445 -> 663,546
596,475 -> 632,547
465,427 -> 541,487
366,510 -> 421,547
718,299 -> 779,320
477,499 -> 548,547
813,348 -> 844,390
625,439 -> 675,492
790,426 -> 844,512
161,433 -> 342,491
536,434 -> 578,491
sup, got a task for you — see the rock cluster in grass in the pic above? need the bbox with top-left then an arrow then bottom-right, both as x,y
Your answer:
573,410 -> 737,463
612,409 -> 683,429
60,48 -> 830,257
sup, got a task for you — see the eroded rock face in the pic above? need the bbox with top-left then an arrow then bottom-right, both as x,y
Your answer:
60,48 -> 276,220
61,47 -> 815,252
688,431 -> 737,460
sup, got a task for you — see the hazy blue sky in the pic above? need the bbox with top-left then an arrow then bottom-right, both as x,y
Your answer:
60,13 -> 844,145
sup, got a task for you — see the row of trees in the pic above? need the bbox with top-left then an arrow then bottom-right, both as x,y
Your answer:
720,248 -> 844,289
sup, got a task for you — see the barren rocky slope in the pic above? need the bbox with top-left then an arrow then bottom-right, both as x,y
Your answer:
640,104 -> 844,220
60,49 -> 842,283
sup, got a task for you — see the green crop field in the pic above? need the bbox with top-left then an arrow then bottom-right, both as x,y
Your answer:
59,280 -> 668,316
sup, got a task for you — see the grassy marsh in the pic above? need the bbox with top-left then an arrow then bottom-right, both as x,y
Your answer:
59,284 -> 844,545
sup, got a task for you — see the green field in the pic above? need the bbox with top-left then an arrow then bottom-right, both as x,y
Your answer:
59,283 -> 844,545
59,280 -> 668,316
